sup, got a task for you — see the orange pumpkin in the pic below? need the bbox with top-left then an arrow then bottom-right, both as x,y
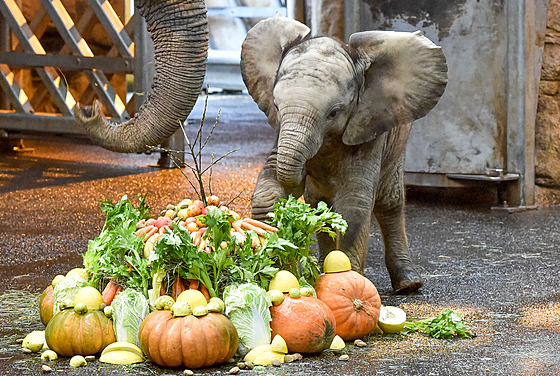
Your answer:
138,310 -> 238,368
270,295 -> 336,353
45,308 -> 115,356
314,270 -> 381,340
39,285 -> 54,326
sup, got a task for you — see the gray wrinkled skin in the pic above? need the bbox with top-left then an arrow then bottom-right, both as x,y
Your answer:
76,0 -> 209,153
241,17 -> 447,293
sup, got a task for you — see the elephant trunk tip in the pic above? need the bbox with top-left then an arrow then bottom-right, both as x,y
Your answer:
276,166 -> 305,189
75,100 -> 147,153
75,100 -> 102,124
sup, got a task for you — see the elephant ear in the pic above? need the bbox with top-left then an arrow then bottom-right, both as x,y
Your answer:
343,31 -> 448,145
241,17 -> 310,130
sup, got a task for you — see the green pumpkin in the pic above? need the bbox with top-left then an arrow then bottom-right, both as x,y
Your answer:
39,285 -> 54,326
45,308 -> 115,356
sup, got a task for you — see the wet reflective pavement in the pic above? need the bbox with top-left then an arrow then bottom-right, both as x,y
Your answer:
1,94 -> 559,375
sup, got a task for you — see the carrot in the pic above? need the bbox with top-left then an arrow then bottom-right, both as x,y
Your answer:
243,217 -> 278,233
199,283 -> 211,301
142,226 -> 159,242
159,225 -> 171,235
101,279 -> 119,305
188,279 -> 199,290
232,231 -> 246,245
251,235 -> 259,248
240,221 -> 266,236
146,218 -> 156,225
135,225 -> 152,238
172,275 -> 186,300
231,220 -> 244,234
193,228 -> 206,246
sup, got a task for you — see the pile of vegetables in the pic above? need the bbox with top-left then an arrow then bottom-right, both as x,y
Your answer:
28,193 -> 474,371
82,194 -> 344,306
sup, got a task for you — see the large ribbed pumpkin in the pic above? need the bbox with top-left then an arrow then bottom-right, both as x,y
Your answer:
138,310 -> 238,368
270,295 -> 336,354
39,285 -> 54,326
45,309 -> 115,356
314,270 -> 381,340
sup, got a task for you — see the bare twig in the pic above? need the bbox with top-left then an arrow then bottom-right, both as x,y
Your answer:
148,92 -> 242,205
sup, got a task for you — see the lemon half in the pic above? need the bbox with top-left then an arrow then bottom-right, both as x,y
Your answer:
323,250 -> 352,273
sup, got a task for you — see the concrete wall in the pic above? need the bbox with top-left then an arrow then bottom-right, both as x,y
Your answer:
314,0 -> 549,207
361,0 -> 509,177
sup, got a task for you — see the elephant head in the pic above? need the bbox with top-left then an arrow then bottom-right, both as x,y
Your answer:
241,17 -> 447,187
75,0 -> 208,153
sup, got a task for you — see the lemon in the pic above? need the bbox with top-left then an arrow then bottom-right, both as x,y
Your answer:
70,355 -> 87,367
22,331 -> 45,352
269,270 -> 300,293
377,305 -> 407,334
267,289 -> 285,306
51,274 -> 65,287
100,351 -> 144,364
66,268 -> 87,279
252,350 -> 285,365
323,250 -> 352,273
270,335 -> 288,354
208,297 -> 225,313
73,286 -> 103,310
101,342 -> 143,358
329,335 -> 346,350
176,289 -> 208,309
244,344 -> 272,362
193,305 -> 208,317
171,301 -> 192,317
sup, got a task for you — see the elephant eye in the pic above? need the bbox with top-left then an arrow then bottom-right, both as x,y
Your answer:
327,107 -> 341,120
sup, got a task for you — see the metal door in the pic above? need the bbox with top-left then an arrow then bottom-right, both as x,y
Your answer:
344,0 -> 548,207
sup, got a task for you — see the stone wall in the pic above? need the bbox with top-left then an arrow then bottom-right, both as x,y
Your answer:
536,0 -> 560,206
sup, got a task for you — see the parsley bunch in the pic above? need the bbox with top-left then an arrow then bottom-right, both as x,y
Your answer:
266,195 -> 348,285
402,309 -> 475,339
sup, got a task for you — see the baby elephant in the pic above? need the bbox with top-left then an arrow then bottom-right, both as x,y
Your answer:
241,17 -> 447,293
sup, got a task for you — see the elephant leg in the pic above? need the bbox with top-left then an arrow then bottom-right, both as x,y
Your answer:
374,155 -> 423,293
326,163 -> 380,272
251,141 -> 305,220
334,196 -> 374,272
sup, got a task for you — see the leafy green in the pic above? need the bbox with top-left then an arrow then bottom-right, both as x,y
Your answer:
151,223 -> 227,298
223,283 -> 272,350
402,309 -> 475,339
151,207 -> 286,297
83,195 -> 151,296
226,232 -> 284,291
266,195 -> 348,284
82,193 -> 347,302
52,275 -> 87,315
111,288 -> 150,347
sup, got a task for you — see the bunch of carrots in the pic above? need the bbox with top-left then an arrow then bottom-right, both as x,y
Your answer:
103,196 -> 280,304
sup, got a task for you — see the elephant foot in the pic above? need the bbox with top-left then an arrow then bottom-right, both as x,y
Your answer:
387,261 -> 423,294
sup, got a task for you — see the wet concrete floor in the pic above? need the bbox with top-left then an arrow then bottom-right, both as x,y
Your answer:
1,93 -> 559,375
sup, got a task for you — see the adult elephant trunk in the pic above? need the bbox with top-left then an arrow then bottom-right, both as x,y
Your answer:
276,115 -> 322,188
75,0 -> 208,153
